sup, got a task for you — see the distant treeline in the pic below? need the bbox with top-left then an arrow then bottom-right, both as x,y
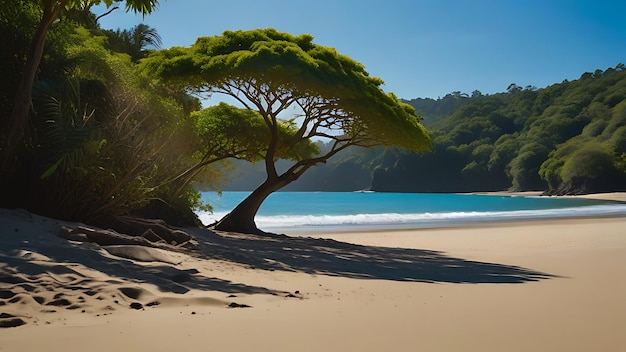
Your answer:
221,65 -> 626,194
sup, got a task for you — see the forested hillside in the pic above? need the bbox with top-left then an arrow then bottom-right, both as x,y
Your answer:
224,66 -> 626,194
375,66 -> 626,194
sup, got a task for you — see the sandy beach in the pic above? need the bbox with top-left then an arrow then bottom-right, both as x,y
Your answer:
1,193 -> 625,351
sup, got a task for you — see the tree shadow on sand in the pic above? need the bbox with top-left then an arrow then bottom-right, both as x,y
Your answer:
189,229 -> 557,284
0,218 -> 557,308
0,229 -> 280,298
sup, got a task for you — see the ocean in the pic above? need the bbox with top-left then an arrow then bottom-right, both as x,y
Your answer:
198,191 -> 626,233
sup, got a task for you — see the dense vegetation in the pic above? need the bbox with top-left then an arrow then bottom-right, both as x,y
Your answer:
0,1 -> 206,226
224,67 -> 626,195
141,28 -> 430,233
1,3 -> 430,230
378,68 -> 626,194
1,1 -> 624,233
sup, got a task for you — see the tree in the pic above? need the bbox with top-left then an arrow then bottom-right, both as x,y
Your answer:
508,142 -> 549,191
507,83 -> 522,93
143,28 -> 431,233
471,90 -> 483,98
2,0 -> 161,172
21,27 -> 198,224
539,137 -> 625,194
106,23 -> 162,62
165,102 -> 318,199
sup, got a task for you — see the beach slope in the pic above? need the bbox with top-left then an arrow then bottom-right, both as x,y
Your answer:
1,206 -> 625,351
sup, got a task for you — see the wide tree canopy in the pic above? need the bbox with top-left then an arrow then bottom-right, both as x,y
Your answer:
142,28 -> 431,233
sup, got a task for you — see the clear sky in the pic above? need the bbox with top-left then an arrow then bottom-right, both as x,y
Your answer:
95,0 -> 626,100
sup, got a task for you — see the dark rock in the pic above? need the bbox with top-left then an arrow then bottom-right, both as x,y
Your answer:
140,228 -> 165,243
107,216 -> 193,246
58,226 -> 154,247
130,199 -> 203,227
227,302 -> 251,308
130,302 -> 143,310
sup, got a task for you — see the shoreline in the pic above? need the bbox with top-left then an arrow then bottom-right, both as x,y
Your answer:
266,191 -> 626,235
204,191 -> 626,234
472,190 -> 626,202
286,213 -> 626,236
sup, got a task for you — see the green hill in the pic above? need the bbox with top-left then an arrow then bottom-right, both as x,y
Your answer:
223,65 -> 626,194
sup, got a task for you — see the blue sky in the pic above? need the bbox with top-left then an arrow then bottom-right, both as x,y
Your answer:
96,0 -> 626,99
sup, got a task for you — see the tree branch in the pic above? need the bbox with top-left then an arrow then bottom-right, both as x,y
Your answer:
95,6 -> 119,22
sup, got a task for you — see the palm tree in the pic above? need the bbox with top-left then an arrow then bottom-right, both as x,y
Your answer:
111,23 -> 163,62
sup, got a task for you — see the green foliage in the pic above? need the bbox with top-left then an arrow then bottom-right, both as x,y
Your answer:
0,0 -> 36,114
3,0 -> 626,230
0,19 -> 201,224
561,143 -> 613,180
142,28 -> 431,232
193,102 -> 319,162
540,138 -> 624,194
214,61 -> 626,194
403,92 -> 476,127
220,63 -> 626,194
366,64 -> 626,194
608,126 -> 626,153
0,0 -> 75,116
508,142 -> 550,191
142,28 -> 431,154
101,23 -> 162,62
63,0 -> 161,14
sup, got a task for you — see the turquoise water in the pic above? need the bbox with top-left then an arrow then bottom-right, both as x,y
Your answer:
198,191 -> 626,232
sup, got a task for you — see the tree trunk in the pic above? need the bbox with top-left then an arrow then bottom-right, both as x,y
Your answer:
2,2 -> 62,171
213,176 -> 288,234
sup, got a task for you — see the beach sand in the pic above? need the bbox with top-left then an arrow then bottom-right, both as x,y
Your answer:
1,193 -> 625,351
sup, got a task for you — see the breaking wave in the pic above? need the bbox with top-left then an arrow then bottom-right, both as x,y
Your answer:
197,204 -> 626,232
